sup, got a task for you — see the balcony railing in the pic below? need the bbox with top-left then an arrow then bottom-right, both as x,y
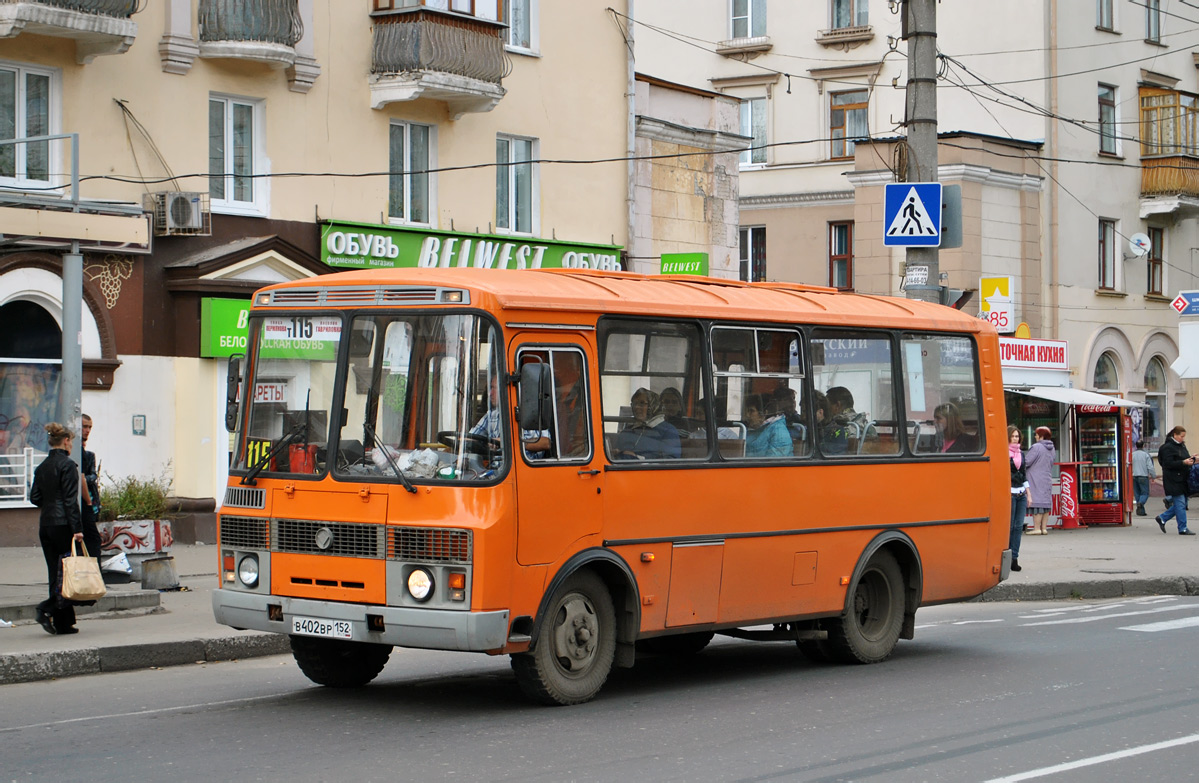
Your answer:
0,0 -> 139,18
1141,156 -> 1199,197
199,0 -> 302,47
372,8 -> 508,85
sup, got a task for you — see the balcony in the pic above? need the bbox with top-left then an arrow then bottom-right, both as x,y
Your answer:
198,0 -> 303,68
0,0 -> 139,64
816,25 -> 874,49
370,7 -> 509,119
1140,155 -> 1199,217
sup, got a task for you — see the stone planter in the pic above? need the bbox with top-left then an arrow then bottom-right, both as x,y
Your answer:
98,519 -> 173,579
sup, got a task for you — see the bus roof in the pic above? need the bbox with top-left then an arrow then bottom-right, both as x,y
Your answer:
258,267 -> 988,333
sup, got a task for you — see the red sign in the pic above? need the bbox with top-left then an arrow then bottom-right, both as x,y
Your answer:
1077,404 -> 1118,414
1173,294 -> 1189,313
254,382 -> 286,403
1057,465 -> 1080,527
998,337 -> 1069,370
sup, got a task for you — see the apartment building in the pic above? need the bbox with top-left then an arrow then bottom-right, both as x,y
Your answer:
0,0 -> 655,542
637,0 -> 1196,459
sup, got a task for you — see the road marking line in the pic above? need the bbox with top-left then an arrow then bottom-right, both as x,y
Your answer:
984,733 -> 1199,782
0,692 -> 305,733
1120,616 -> 1199,633
951,619 -> 1004,625
1023,605 -> 1197,626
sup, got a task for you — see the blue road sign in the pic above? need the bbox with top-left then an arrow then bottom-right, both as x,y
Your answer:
1171,290 -> 1199,315
884,182 -> 942,247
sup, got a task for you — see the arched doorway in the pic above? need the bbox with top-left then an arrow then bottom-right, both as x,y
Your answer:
0,300 -> 62,458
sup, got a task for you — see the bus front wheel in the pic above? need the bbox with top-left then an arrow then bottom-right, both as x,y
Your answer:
827,550 -> 905,664
511,571 -> 616,706
289,635 -> 392,687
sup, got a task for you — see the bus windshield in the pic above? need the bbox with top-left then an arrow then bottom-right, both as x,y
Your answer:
235,312 -> 504,483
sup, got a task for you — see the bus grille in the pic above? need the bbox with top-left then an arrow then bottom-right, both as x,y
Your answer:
222,487 -> 265,509
273,519 -> 386,558
266,287 -> 449,306
220,516 -> 269,550
389,527 -> 472,565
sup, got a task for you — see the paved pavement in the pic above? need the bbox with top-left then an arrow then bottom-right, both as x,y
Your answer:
1,515 -> 1196,685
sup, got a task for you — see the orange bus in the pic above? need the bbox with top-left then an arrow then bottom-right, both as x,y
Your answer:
213,267 -> 1010,705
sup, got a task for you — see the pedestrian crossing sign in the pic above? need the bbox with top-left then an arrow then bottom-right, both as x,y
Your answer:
884,182 -> 942,247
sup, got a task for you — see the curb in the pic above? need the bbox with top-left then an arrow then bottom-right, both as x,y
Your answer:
0,633 -> 291,685
0,589 -> 161,624
977,576 -> 1199,602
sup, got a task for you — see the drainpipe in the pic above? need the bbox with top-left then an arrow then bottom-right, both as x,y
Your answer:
626,0 -> 636,273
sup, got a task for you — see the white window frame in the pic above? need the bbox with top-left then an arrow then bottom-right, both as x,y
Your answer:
1098,218 -> 1118,291
730,0 -> 766,40
0,60 -> 61,192
495,134 -> 538,236
831,0 -> 869,29
503,0 -> 537,53
740,96 -> 767,167
1146,0 -> 1161,42
208,93 -> 268,217
388,120 -> 435,226
1098,83 -> 1119,156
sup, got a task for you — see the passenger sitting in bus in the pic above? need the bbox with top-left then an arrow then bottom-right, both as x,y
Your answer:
660,386 -> 691,436
613,388 -> 681,460
823,386 -> 872,454
935,402 -> 978,453
743,394 -> 793,458
771,386 -> 806,440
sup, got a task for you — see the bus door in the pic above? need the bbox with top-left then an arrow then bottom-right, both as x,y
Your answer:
511,339 -> 604,566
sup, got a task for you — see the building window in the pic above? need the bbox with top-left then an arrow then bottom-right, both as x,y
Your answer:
1094,351 -> 1119,390
1098,84 -> 1117,155
496,135 -> 535,234
388,121 -> 431,224
731,0 -> 765,39
739,225 -> 765,282
832,0 -> 868,29
830,89 -> 868,160
829,221 -> 853,289
504,0 -> 533,50
1148,226 -> 1164,295
1140,88 -> 1199,156
0,62 -> 56,186
1146,0 -> 1161,42
1144,356 -> 1166,452
740,97 -> 766,166
0,300 -> 61,457
209,95 -> 264,213
1097,0 -> 1113,30
1098,219 -> 1116,290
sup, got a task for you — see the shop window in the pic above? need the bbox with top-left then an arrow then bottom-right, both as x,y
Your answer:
0,300 -> 61,457
1143,356 -> 1166,452
1094,351 -> 1119,390
388,121 -> 431,224
496,134 -> 536,235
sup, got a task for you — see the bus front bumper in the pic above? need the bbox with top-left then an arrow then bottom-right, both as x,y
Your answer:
212,588 -> 510,652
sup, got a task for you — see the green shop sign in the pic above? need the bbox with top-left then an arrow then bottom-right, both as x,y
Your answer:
200,298 -> 251,358
321,220 -> 622,271
201,299 -> 337,361
660,252 -> 709,276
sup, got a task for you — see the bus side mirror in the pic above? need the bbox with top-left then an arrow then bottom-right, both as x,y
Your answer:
518,363 -> 553,431
225,354 -> 243,432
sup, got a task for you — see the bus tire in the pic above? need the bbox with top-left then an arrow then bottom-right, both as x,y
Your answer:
289,635 -> 392,687
637,631 -> 714,656
827,550 -> 905,664
511,571 -> 615,706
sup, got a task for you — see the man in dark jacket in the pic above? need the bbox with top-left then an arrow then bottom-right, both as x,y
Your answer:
1156,426 -> 1196,535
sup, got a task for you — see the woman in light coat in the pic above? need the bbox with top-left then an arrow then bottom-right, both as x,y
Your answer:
1024,426 -> 1057,535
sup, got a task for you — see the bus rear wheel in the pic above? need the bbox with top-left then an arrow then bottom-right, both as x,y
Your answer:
289,635 -> 392,687
827,550 -> 905,664
511,571 -> 615,706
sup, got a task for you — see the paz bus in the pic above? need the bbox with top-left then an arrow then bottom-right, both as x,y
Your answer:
213,267 -> 1010,705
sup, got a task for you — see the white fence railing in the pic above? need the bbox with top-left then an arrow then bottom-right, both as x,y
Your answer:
0,448 -> 44,507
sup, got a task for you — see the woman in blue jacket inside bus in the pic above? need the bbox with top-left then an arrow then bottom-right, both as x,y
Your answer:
744,393 -> 794,458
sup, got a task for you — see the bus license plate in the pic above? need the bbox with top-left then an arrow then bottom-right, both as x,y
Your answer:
291,616 -> 352,639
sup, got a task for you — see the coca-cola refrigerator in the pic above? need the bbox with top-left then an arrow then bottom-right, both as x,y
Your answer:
1074,404 -> 1130,525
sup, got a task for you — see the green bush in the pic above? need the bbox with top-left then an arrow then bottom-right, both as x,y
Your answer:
97,470 -> 174,522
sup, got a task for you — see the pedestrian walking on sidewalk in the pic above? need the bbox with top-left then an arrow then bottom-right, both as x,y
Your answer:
29,422 -> 84,635
1025,426 -> 1056,535
1008,426 -> 1028,571
1132,440 -> 1155,517
79,414 -> 102,572
1156,426 -> 1196,535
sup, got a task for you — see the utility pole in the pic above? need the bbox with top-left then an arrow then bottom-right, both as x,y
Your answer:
902,0 -> 939,303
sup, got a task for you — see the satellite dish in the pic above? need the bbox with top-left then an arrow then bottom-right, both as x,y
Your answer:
1129,232 -> 1152,258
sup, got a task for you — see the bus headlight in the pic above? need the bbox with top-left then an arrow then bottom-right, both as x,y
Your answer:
238,555 -> 259,587
407,568 -> 434,602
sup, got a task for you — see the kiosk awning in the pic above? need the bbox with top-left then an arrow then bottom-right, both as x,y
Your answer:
1010,386 -> 1146,408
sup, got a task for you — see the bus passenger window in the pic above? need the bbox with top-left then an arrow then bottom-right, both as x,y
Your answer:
516,347 -> 592,463
902,334 -> 983,455
810,330 -> 899,457
712,326 -> 808,460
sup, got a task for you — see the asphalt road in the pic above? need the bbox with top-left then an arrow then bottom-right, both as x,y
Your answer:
3,597 -> 1199,782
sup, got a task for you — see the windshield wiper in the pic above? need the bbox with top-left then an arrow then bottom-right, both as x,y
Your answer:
240,423 -> 307,486
363,422 -> 417,494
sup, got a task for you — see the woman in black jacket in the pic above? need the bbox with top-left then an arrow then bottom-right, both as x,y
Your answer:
29,422 -> 84,634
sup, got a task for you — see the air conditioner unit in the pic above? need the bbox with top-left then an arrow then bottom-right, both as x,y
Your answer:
145,191 -> 211,236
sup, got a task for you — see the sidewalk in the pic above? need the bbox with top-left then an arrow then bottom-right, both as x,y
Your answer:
1,517 -> 1196,685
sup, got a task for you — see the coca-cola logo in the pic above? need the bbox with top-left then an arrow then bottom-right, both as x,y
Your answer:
1059,470 -> 1078,519
1078,404 -> 1117,413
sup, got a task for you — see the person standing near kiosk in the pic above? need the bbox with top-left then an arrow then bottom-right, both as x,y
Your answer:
1156,426 -> 1196,535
